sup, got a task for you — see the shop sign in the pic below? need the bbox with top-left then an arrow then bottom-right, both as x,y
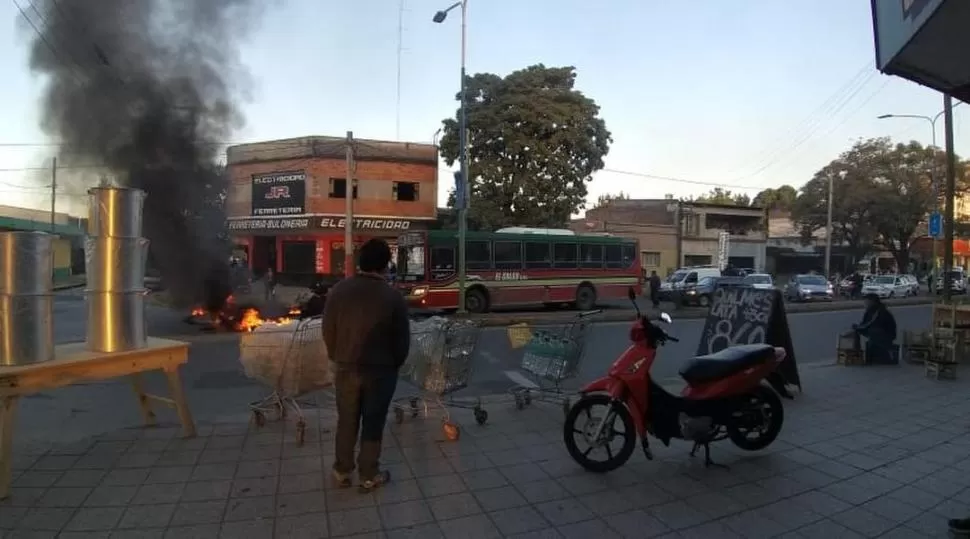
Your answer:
318,217 -> 411,231
227,216 -> 417,233
251,171 -> 307,217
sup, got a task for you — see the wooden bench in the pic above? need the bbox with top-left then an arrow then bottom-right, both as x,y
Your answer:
0,337 -> 195,500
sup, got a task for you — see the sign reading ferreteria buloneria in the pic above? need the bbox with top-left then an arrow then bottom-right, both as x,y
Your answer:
226,216 -> 419,233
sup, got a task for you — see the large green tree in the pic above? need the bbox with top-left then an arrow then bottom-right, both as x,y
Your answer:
439,64 -> 611,230
752,185 -> 797,211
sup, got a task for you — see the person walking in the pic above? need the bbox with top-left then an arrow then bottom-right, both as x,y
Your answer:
263,267 -> 276,302
648,270 -> 662,308
323,239 -> 410,492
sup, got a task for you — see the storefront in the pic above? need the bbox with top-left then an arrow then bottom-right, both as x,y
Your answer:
228,215 -> 428,284
225,135 -> 440,285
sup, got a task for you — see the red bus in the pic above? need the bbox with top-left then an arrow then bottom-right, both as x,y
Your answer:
395,229 -> 643,313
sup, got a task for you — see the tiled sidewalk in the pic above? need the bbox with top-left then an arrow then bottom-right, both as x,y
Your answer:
4,363 -> 970,538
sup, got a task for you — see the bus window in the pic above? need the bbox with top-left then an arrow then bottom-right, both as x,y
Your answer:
580,244 -> 603,269
525,242 -> 552,269
553,243 -> 578,268
467,241 -> 491,269
605,245 -> 624,268
494,241 -> 523,270
621,244 -> 636,267
430,246 -> 455,280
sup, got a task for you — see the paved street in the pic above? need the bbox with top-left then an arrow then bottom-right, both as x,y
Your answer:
5,362 -> 970,538
21,296 -> 933,451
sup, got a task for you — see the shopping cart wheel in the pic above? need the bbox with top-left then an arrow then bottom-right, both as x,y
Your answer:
394,407 -> 405,424
474,406 -> 488,425
442,421 -> 461,441
409,397 -> 420,418
514,395 -> 524,410
296,420 -> 306,447
252,410 -> 265,428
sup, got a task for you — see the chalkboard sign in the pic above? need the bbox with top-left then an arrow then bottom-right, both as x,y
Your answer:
695,285 -> 801,391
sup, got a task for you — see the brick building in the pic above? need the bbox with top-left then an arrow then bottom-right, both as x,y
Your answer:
225,136 -> 438,283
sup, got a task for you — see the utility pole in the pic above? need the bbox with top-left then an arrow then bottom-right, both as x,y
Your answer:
50,157 -> 57,233
943,95 -> 956,300
344,131 -> 355,277
824,172 -> 836,278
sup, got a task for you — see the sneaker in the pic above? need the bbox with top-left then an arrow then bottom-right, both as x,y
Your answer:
950,518 -> 970,535
332,470 -> 352,489
358,470 -> 391,493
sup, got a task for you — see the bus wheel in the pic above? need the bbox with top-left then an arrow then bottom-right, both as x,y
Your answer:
465,288 -> 489,313
575,285 -> 596,311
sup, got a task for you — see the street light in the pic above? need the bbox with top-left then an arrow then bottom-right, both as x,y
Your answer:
877,105 -> 963,278
433,0 -> 470,313
825,171 -> 844,279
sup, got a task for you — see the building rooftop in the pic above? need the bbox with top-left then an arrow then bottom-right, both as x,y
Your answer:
226,136 -> 438,166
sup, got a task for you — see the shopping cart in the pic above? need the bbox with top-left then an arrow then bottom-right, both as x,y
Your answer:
238,315 -> 332,446
505,310 -> 600,415
394,316 -> 486,440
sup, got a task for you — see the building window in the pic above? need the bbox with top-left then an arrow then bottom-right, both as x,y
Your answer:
641,251 -> 661,267
329,178 -> 358,199
393,181 -> 419,201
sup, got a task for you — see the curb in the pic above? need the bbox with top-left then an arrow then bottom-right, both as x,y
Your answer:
465,297 -> 934,327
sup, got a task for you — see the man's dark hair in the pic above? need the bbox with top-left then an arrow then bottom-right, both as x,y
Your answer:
358,238 -> 392,273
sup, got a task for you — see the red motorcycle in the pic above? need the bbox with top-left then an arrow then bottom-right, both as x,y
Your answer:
563,288 -> 787,472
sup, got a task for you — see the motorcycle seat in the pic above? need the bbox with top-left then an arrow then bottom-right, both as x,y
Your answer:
679,344 -> 777,385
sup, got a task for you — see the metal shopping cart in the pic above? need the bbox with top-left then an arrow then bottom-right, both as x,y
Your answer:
394,316 -> 486,440
238,315 -> 332,446
505,310 -> 600,415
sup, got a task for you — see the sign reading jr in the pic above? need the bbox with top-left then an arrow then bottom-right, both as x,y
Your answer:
251,171 -> 307,217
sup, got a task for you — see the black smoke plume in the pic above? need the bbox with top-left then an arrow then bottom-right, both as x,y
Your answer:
19,0 -> 261,309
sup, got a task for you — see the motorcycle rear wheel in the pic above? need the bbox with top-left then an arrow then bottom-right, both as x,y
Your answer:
563,394 -> 636,473
727,385 -> 784,451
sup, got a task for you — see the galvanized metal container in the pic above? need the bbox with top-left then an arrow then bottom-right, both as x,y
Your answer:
87,187 -> 146,238
86,290 -> 148,353
84,237 -> 150,292
0,294 -> 54,366
0,231 -> 54,295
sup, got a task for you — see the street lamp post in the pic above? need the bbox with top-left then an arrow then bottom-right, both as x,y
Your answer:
878,105 -> 962,278
433,1 -> 469,314
825,171 -> 843,279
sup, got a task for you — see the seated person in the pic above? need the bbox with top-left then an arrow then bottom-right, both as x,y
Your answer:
851,293 -> 898,364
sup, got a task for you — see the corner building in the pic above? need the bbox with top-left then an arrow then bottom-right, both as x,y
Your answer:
225,136 -> 438,284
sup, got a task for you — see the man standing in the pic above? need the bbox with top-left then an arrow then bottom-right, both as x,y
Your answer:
323,239 -> 410,492
648,270 -> 662,308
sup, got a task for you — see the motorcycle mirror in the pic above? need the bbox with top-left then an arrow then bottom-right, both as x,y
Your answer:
659,312 -> 672,324
627,287 -> 637,302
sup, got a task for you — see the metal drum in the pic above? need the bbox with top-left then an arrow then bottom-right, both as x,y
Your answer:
0,294 -> 54,366
85,237 -> 149,292
87,187 -> 146,238
86,290 -> 148,353
0,231 -> 54,295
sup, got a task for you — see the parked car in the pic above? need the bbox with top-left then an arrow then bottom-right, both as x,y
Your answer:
936,270 -> 968,295
784,274 -> 834,302
742,273 -> 774,290
900,274 -> 921,295
862,275 -> 910,298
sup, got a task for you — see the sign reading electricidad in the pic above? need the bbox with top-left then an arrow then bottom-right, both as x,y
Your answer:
251,171 -> 307,217
227,216 -> 415,233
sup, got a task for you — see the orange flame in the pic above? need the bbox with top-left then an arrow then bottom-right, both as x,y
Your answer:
288,306 -> 301,316
190,307 -> 205,317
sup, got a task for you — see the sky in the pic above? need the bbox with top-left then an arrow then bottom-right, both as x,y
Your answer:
1,0 -> 968,218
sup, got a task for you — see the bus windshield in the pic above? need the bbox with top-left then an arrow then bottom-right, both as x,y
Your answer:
396,244 -> 425,281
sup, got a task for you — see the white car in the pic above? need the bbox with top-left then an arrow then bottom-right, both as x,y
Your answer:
862,275 -> 909,298
936,270 -> 967,295
900,274 -> 921,295
742,273 -> 774,290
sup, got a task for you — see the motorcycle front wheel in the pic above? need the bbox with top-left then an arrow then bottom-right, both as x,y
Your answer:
727,385 -> 784,451
563,394 -> 636,473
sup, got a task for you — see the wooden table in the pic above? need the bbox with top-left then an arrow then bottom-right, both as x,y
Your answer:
0,337 -> 196,500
